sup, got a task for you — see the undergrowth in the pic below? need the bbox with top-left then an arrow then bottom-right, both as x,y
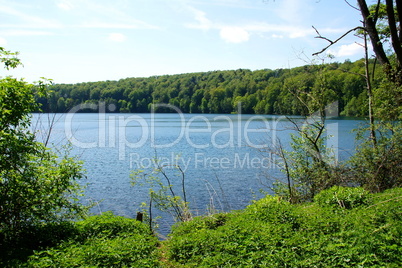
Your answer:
1,187 -> 401,267
0,212 -> 160,267
164,187 -> 402,267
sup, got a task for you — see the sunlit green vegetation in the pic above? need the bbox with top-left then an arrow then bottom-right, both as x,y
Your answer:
1,213 -> 160,267
4,188 -> 401,267
39,59 -> 374,116
2,0 -> 402,266
164,187 -> 402,267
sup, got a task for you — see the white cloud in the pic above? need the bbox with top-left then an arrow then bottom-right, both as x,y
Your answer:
108,33 -> 126,42
57,0 -> 74,11
81,2 -> 159,30
275,0 -> 313,24
0,6 -> 60,28
329,43 -> 364,57
184,5 -> 322,43
82,22 -> 151,29
181,0 -> 350,44
220,27 -> 249,43
244,23 -> 315,39
0,37 -> 7,46
182,2 -> 327,43
184,5 -> 249,43
271,34 -> 283,39
0,30 -> 53,36
185,6 -> 212,30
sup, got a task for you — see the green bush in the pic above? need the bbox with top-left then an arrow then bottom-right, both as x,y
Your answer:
314,186 -> 371,209
164,188 -> 402,267
169,213 -> 230,237
0,221 -> 78,266
27,235 -> 160,267
74,211 -> 151,239
23,213 -> 160,267
246,195 -> 301,228
0,47 -> 89,263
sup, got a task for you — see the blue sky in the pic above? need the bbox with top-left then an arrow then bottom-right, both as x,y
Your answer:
0,0 -> 366,84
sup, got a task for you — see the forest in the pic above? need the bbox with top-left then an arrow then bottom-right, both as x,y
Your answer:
38,59 -> 372,116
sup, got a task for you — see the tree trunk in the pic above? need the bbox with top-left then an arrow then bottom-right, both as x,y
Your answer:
357,0 -> 390,66
396,1 -> 402,44
363,26 -> 377,146
385,0 -> 402,70
357,0 -> 402,85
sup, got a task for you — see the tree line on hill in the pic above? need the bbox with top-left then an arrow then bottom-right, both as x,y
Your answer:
37,58 -> 375,116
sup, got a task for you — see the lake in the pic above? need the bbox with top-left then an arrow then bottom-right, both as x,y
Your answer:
32,111 -> 361,235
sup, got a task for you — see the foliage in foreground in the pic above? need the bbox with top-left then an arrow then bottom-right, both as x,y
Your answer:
1,212 -> 160,267
2,187 -> 401,267
165,187 -> 402,267
0,47 -> 88,244
351,122 -> 402,192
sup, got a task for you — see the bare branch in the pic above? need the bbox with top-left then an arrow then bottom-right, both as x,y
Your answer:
344,0 -> 360,11
312,26 -> 364,56
312,26 -> 334,44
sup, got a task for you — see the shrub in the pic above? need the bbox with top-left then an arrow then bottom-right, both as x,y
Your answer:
0,47 -> 88,245
169,213 -> 230,237
0,221 -> 78,266
351,122 -> 402,193
25,213 -> 160,267
164,189 -> 402,267
314,186 -> 371,209
74,211 -> 151,239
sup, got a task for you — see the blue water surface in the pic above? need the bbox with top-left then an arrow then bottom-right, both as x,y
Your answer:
32,113 -> 360,235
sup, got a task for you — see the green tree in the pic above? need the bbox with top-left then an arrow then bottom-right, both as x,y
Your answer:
57,96 -> 66,112
313,1 -> 402,192
266,63 -> 345,202
0,47 -> 88,241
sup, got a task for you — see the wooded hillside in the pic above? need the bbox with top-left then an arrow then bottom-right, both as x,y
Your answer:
38,59 -> 376,116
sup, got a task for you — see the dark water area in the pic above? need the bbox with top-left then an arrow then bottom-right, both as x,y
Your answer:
32,113 -> 361,235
